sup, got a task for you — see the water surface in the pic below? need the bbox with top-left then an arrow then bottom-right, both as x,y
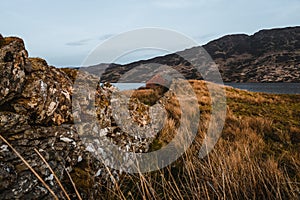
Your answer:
224,83 -> 300,94
111,82 -> 300,95
111,83 -> 145,91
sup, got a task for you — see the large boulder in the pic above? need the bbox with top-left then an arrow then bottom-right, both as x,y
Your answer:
0,36 -> 31,106
0,36 -> 106,199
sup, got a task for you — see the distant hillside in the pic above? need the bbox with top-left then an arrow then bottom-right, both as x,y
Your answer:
205,26 -> 300,82
82,26 -> 300,83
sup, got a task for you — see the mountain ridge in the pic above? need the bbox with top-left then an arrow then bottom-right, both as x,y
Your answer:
80,26 -> 300,83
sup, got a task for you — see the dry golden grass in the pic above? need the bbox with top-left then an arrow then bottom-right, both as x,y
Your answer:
102,80 -> 300,200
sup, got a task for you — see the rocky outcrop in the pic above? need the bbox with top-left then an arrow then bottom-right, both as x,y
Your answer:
0,35 -> 100,199
204,26 -> 300,82
0,35 -> 30,106
84,26 -> 300,83
0,35 -> 164,199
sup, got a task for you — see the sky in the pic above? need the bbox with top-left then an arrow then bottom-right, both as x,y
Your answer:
1,0 -> 300,67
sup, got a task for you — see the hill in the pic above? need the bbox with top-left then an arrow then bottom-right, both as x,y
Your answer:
83,26 -> 300,83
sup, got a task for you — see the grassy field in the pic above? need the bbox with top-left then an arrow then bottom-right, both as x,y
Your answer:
102,80 -> 300,200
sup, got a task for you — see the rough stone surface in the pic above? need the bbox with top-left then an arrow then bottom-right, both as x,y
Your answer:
0,36 -> 31,106
0,36 -> 164,199
72,70 -> 165,173
12,58 -> 73,125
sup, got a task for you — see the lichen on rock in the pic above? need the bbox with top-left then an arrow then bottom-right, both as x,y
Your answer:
12,57 -> 73,125
0,35 -> 167,199
0,36 -> 31,106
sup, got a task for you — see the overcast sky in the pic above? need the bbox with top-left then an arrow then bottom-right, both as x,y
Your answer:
1,0 -> 299,67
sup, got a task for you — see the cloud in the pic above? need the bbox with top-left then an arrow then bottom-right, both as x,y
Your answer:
99,34 -> 115,41
65,38 -> 92,46
66,34 -> 115,47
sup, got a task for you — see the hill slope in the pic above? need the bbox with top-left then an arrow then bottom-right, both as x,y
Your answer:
85,26 -> 300,83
